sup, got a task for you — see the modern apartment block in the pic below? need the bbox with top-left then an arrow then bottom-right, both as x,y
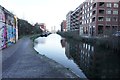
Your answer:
61,20 -> 67,32
66,0 -> 120,36
66,11 -> 73,31
65,7 -> 80,36
71,7 -> 80,31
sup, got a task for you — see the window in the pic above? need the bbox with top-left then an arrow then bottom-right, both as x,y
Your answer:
80,22 -> 82,25
80,12 -> 82,15
82,21 -> 84,24
113,10 -> 118,14
85,10 -> 86,13
85,4 -> 87,7
83,11 -> 84,14
88,2 -> 89,6
114,3 -> 118,8
93,3 -> 96,8
90,0 -> 93,3
98,25 -> 103,34
87,20 -> 89,23
106,17 -> 111,21
90,6 -> 92,10
87,14 -> 89,17
90,12 -> 92,16
99,10 -> 104,14
93,10 -> 96,15
106,25 -> 110,29
106,3 -> 112,7
82,16 -> 84,19
112,25 -> 117,30
87,8 -> 89,12
92,17 -> 95,22
90,19 -> 92,23
83,6 -> 84,9
85,14 -> 87,18
112,17 -> 118,21
106,10 -> 111,14
98,17 -> 104,21
99,2 -> 105,7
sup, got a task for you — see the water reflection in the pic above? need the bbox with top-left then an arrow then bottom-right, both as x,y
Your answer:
65,39 -> 120,78
60,38 -> 66,48
34,34 -> 120,79
34,34 -> 86,78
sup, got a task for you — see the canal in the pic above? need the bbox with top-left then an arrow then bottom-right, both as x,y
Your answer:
34,34 -> 120,79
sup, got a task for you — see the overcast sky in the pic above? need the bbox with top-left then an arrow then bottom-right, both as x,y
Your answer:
0,0 -> 85,31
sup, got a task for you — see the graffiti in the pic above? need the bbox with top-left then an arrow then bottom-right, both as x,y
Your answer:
0,5 -> 18,49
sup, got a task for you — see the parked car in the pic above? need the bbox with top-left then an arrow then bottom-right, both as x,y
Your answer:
112,31 -> 120,37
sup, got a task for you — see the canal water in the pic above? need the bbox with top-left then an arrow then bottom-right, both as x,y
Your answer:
34,34 -> 120,79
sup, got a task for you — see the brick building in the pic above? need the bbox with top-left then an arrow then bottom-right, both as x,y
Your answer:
66,0 -> 120,36
61,20 -> 67,32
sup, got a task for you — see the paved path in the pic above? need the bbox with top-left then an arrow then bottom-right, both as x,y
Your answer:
2,37 -> 78,79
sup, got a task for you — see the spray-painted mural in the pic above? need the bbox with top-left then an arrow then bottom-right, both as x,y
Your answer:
0,5 -> 18,49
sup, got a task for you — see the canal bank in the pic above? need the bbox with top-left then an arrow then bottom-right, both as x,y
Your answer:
57,31 -> 120,51
34,33 -> 120,79
34,34 -> 87,78
2,37 -> 79,78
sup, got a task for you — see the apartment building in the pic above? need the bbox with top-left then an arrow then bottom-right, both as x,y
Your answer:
81,1 -> 120,36
66,11 -> 73,31
65,7 -> 80,36
67,0 -> 120,36
61,20 -> 67,32
71,7 -> 80,31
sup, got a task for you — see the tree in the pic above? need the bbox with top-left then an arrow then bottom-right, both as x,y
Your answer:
18,19 -> 42,36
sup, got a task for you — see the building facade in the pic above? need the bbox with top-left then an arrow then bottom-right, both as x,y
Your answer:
0,5 -> 18,49
67,0 -> 120,36
61,20 -> 67,32
70,7 -> 80,31
39,23 -> 46,31
66,11 -> 73,31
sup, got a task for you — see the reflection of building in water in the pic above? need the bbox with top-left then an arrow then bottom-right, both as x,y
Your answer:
60,38 -> 66,48
65,40 -> 120,78
65,42 -> 72,59
65,40 -> 81,62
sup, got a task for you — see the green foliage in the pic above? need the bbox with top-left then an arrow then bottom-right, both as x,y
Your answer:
58,31 -> 120,51
18,19 -> 42,37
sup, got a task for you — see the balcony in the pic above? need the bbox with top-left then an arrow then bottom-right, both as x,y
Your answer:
99,10 -> 104,14
92,10 -> 96,15
99,2 -> 105,7
93,3 -> 96,8
98,17 -> 104,21
92,17 -> 96,22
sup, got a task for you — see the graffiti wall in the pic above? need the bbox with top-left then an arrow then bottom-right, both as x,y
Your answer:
0,5 -> 18,49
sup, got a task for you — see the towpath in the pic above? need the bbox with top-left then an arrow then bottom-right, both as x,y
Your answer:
2,37 -> 78,79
